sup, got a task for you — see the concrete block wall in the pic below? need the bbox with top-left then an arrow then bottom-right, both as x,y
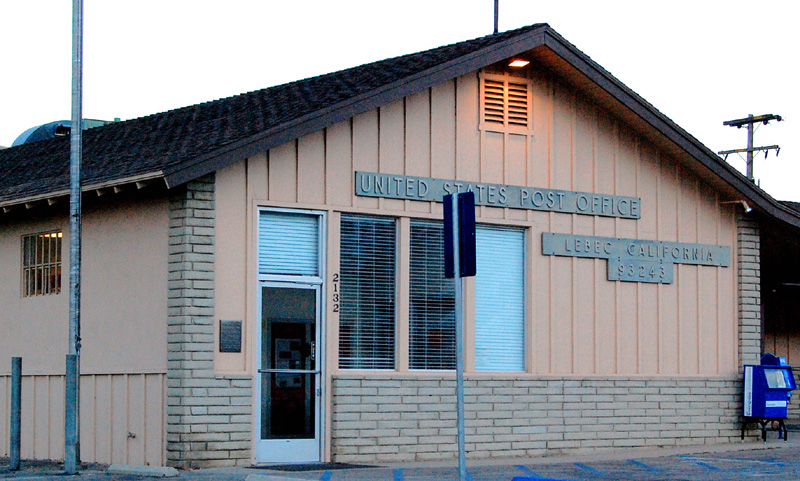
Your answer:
331,376 -> 744,463
166,174 -> 253,468
737,213 -> 761,369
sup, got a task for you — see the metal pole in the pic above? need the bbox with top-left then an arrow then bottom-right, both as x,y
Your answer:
746,114 -> 754,181
66,0 -> 83,474
10,357 -> 21,471
450,195 -> 467,481
65,355 -> 78,474
493,0 -> 499,34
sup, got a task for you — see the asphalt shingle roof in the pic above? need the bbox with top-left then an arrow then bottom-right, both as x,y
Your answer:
781,201 -> 800,213
0,24 -> 546,204
2,22 -> 799,232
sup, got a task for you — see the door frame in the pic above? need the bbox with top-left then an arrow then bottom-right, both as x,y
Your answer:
254,207 -> 326,464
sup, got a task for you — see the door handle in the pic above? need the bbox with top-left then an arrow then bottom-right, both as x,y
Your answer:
258,369 -> 320,374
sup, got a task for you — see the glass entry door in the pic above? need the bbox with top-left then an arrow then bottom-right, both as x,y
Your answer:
256,284 -> 322,463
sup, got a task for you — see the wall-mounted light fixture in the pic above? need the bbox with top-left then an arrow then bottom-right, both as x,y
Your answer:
508,59 -> 530,68
720,200 -> 752,213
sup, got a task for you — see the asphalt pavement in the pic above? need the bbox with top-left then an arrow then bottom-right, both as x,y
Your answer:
3,437 -> 800,480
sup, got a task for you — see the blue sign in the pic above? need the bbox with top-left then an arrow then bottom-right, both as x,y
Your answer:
444,192 -> 476,278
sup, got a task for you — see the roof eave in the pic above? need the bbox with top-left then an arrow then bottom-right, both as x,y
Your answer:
0,171 -> 165,215
539,29 -> 800,229
162,25 -> 800,230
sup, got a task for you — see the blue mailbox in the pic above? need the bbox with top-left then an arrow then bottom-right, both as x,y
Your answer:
742,354 -> 796,441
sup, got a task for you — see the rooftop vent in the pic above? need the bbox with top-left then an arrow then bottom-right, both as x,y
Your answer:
11,118 -> 118,147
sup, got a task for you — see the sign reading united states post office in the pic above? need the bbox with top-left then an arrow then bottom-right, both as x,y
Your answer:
355,171 -> 641,219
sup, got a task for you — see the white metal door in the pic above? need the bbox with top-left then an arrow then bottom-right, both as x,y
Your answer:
255,283 -> 322,463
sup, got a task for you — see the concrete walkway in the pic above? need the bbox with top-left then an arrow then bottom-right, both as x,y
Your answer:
3,438 -> 800,481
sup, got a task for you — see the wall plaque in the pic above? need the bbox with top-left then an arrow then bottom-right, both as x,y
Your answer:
219,320 -> 242,353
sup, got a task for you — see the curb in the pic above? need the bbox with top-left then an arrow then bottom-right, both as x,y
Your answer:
106,464 -> 180,478
245,475 -> 309,481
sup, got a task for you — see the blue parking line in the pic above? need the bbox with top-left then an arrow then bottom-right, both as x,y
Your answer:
679,455 -> 719,471
708,457 -> 788,467
320,470 -> 333,481
574,463 -> 605,476
514,465 -> 541,477
627,459 -> 658,471
393,468 -> 404,481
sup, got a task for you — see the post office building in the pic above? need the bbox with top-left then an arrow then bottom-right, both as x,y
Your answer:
2,24 -> 800,468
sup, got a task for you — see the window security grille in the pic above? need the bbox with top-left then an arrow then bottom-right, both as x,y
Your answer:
409,220 -> 456,370
339,215 -> 396,369
475,225 -> 525,371
22,230 -> 62,297
482,77 -> 530,130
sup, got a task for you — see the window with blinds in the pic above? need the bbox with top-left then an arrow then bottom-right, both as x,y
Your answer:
409,220 -> 456,370
339,215 -> 396,369
258,210 -> 320,277
481,75 -> 531,131
475,225 -> 525,371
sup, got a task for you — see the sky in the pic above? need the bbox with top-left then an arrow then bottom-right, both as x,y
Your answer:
1,1 -> 798,200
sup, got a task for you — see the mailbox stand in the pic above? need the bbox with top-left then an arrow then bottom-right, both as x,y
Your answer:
741,417 -> 787,442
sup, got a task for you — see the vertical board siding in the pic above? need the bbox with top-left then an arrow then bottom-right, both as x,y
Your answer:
765,332 -> 800,376
268,141 -> 298,203
298,131 -> 327,205
456,74 -> 481,181
352,110 -> 379,210
325,121 -> 353,207
0,373 -> 165,465
215,160 -> 249,373
406,89 -> 432,215
223,69 -> 738,378
431,81 -> 457,182
379,102 -> 405,212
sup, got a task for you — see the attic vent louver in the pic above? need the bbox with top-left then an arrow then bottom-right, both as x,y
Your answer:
480,74 -> 531,132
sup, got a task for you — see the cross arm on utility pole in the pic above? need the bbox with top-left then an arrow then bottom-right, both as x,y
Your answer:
723,114 -> 782,128
718,145 -> 780,156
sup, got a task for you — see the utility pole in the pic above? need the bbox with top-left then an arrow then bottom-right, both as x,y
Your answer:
65,0 -> 83,474
719,114 -> 782,182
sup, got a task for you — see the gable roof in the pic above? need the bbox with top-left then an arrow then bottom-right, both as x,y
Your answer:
1,23 -> 799,230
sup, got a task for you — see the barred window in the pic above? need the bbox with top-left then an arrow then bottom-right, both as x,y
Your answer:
22,230 -> 62,297
339,215 -> 396,369
409,220 -> 455,370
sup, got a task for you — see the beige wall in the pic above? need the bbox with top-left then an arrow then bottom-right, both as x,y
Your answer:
0,192 -> 169,464
0,373 -> 165,465
215,67 -> 739,379
764,332 -> 800,370
0,193 -> 169,374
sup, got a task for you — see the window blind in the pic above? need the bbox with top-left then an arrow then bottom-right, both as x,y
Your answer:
475,225 -> 525,371
339,215 -> 396,369
409,220 -> 455,370
258,211 -> 320,276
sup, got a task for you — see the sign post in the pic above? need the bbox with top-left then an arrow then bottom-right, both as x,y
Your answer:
444,192 -> 476,481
